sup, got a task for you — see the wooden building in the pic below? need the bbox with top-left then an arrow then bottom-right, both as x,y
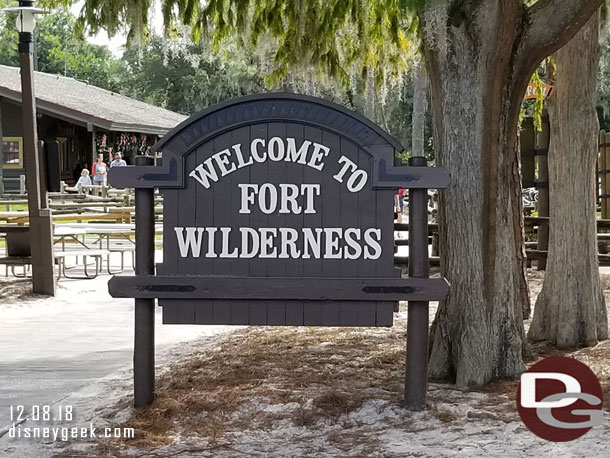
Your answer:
0,64 -> 186,193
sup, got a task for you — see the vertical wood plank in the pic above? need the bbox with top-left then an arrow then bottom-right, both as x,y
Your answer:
284,122 -> 305,326
303,124 -> 323,326
339,136 -> 360,326
211,130 -> 234,325
535,116 -> 550,270
597,131 -> 603,218
605,132 -> 610,221
356,143 -> 378,326
321,129 -> 341,326
266,122 -> 287,325
176,144 -> 198,323
229,125 -> 252,325
249,123 -> 268,325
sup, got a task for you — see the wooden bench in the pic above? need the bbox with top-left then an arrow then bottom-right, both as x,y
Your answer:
0,250 -> 108,280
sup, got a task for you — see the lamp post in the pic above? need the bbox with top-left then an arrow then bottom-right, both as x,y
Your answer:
1,1 -> 55,295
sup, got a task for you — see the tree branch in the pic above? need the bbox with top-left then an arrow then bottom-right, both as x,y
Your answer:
523,0 -> 603,60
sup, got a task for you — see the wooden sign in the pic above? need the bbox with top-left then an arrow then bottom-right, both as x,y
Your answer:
524,82 -> 554,100
107,94 -> 450,408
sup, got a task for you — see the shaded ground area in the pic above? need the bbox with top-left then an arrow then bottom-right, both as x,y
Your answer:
48,270 -> 610,458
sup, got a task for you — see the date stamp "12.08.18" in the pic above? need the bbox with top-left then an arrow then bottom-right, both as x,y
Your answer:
10,404 -> 73,423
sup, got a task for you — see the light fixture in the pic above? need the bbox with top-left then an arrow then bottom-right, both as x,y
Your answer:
1,1 -> 46,36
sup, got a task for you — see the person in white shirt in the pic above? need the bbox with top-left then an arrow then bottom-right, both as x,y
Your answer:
110,152 -> 127,168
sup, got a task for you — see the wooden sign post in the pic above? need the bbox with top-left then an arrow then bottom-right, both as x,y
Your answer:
108,94 -> 450,410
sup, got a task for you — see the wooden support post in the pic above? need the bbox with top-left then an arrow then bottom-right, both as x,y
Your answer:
0,96 -> 4,197
405,156 -> 430,410
20,36 -> 55,296
536,115 -> 550,270
605,132 -> 610,222
90,125 -> 96,168
37,141 -> 48,211
133,155 -> 156,407
595,130 -> 606,218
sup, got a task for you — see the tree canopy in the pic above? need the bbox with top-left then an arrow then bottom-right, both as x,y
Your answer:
0,6 -> 123,90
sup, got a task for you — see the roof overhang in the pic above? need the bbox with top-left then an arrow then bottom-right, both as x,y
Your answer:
0,87 -> 172,136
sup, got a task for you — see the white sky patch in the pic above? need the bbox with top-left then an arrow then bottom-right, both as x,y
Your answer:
70,0 -> 164,57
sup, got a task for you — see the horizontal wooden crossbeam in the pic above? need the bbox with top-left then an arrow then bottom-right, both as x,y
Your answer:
373,159 -> 450,189
109,276 -> 450,302
108,158 -> 181,189
526,249 -> 610,265
525,216 -> 610,229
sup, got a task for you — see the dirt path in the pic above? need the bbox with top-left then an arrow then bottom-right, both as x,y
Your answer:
0,275 -> 236,457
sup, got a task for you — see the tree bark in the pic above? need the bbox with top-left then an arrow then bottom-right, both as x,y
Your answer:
364,66 -> 375,122
421,0 -> 603,386
306,70 -> 315,96
411,60 -> 427,157
529,11 -> 609,347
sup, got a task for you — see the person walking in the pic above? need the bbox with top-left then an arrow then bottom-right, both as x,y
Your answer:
91,154 -> 108,196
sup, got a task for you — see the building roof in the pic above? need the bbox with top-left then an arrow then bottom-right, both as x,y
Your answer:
0,65 -> 187,135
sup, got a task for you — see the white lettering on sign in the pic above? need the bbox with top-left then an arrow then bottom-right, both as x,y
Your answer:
174,227 -> 205,257
239,183 -> 321,215
189,137 -> 336,189
333,155 -> 368,192
240,227 -> 260,258
181,136 -> 383,262
308,143 -> 331,171
286,138 -> 311,164
174,226 -> 383,260
188,137 -> 368,193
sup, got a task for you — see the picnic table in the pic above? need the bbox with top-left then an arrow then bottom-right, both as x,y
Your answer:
52,223 -> 162,274
1,222 -> 161,278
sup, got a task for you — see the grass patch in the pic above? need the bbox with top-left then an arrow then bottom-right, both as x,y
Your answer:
97,326 -> 405,455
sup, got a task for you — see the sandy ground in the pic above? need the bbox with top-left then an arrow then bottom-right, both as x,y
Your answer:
0,265 -> 609,457
0,261 -> 236,458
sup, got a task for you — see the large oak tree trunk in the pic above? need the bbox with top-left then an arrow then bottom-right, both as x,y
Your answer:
411,60 -> 427,157
529,11 -> 609,347
423,2 -> 529,386
364,66 -> 376,122
419,0 -> 602,386
420,0 -> 603,386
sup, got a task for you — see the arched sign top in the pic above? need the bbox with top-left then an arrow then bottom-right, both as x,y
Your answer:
109,93 -> 449,190
153,93 -> 404,157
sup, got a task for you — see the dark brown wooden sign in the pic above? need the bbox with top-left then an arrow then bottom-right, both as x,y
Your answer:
107,94 -> 450,408
109,94 -> 448,326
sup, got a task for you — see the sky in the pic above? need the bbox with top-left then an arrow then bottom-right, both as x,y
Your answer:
69,0 -> 164,56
